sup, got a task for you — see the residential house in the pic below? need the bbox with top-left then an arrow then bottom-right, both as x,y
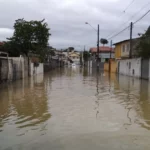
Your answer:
0,42 -> 8,57
0,42 -> 3,46
68,51 -> 80,65
49,49 -> 80,65
114,38 -> 139,59
89,46 -> 114,62
0,42 -> 4,51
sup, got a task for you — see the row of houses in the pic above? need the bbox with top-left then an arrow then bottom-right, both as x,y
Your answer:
50,49 -> 80,65
90,46 -> 115,62
114,38 -> 139,59
89,37 -> 150,80
89,38 -> 139,62
0,41 -> 82,83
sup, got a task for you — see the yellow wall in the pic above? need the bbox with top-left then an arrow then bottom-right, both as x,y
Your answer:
115,41 -> 130,59
115,44 -> 121,59
104,60 -> 117,73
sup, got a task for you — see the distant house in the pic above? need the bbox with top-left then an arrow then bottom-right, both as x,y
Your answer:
0,42 -> 4,50
89,46 -> 114,62
68,51 -> 80,65
113,38 -> 139,59
52,50 -> 66,61
51,49 -> 80,65
0,42 -> 8,57
0,42 -> 3,46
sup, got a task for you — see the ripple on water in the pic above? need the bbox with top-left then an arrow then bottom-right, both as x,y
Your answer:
1,69 -> 150,150
16,113 -> 51,129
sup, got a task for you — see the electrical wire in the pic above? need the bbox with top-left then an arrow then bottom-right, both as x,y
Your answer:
106,1 -> 150,39
117,0 -> 135,18
123,0 -> 135,13
108,9 -> 150,40
108,26 -> 130,40
133,9 -> 150,24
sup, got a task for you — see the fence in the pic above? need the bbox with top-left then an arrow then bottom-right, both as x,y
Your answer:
104,61 -> 117,73
44,59 -> 60,72
0,57 -> 29,83
0,56 -> 44,83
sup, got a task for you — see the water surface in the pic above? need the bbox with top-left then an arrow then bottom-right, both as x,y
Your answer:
0,67 -> 150,150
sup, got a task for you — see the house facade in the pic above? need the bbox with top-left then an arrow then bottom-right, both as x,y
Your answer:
114,38 -> 139,59
68,51 -> 80,65
89,46 -> 114,62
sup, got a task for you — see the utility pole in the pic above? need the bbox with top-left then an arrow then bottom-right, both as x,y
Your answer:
129,22 -> 133,58
84,45 -> 85,66
97,24 -> 100,69
109,40 -> 112,73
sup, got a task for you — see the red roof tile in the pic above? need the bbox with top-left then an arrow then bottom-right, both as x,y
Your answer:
0,42 -> 4,46
90,46 -> 114,53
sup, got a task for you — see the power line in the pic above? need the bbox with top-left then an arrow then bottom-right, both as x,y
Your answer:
106,1 -> 150,39
108,9 -> 150,40
117,0 -> 135,18
108,26 -> 129,40
133,9 -> 150,24
123,0 -> 135,13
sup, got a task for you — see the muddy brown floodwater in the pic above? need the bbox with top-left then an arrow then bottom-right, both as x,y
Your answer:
0,67 -> 150,150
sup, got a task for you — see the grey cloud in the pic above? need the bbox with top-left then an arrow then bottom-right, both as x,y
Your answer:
0,0 -> 150,50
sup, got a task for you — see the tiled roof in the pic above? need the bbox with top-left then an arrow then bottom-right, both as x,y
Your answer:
0,42 -> 4,46
90,46 -> 114,53
113,38 -> 140,45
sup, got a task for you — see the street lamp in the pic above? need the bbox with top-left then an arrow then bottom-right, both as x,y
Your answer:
85,22 -> 100,68
85,22 -> 97,32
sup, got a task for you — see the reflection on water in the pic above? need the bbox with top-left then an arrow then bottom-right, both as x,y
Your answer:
0,74 -> 50,130
1,67 -> 150,149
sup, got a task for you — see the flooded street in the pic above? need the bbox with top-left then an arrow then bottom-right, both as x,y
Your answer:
1,67 -> 150,150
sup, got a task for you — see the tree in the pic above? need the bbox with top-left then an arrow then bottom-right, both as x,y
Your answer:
100,38 -> 108,46
68,47 -> 74,52
4,18 -> 50,59
63,49 -> 68,52
137,26 -> 150,58
83,51 -> 90,62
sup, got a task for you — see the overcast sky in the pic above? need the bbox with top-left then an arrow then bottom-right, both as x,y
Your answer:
0,0 -> 150,50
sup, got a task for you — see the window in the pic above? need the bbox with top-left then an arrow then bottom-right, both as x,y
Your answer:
127,44 -> 130,52
122,45 -> 125,52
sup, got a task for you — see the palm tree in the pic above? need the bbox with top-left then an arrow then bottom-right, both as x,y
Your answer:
100,38 -> 108,46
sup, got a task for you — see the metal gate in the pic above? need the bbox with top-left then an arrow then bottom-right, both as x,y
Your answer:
141,59 -> 149,80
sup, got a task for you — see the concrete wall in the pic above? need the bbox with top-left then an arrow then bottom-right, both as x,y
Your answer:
104,61 -> 117,73
0,58 -> 8,82
72,58 -> 80,65
8,59 -> 13,81
44,59 -> 59,72
11,57 -> 24,80
91,56 -> 104,70
117,58 -> 141,78
0,57 -> 29,82
30,63 -> 44,76
149,60 -> 150,80
0,56 -> 45,83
